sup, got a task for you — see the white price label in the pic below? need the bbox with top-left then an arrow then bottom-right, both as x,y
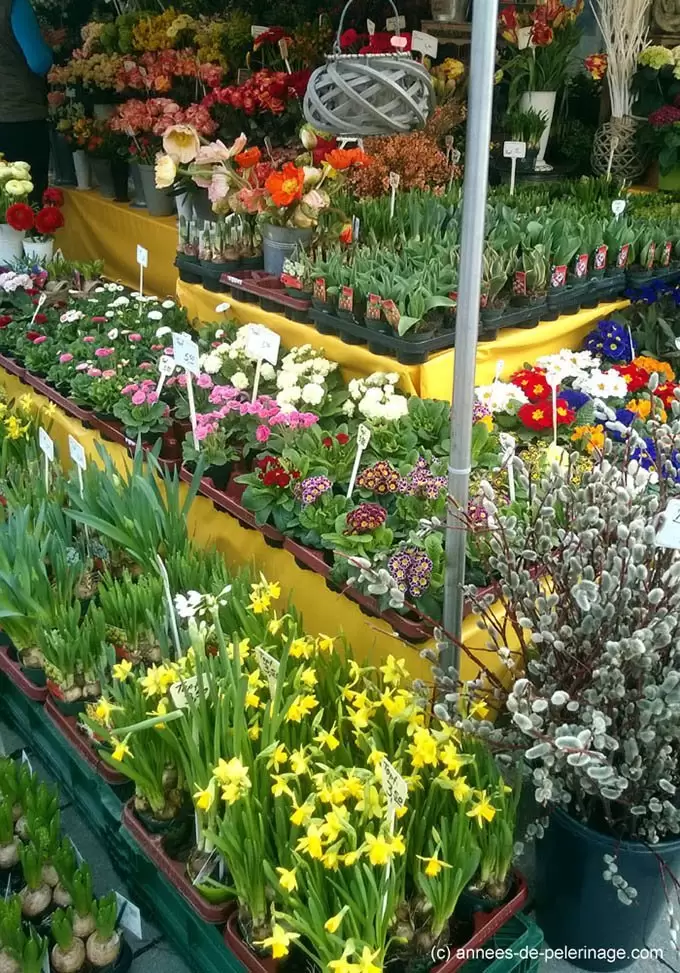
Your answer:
251,25 -> 267,36
612,199 -> 627,217
656,499 -> 680,549
503,141 -> 527,160
68,435 -> 86,471
451,148 -> 461,164
136,245 -> 149,269
381,757 -> 408,808
386,14 -> 406,29
388,171 -> 401,190
172,332 -> 200,376
39,428 -> 54,462
115,893 -> 142,940
411,30 -> 438,58
367,18 -> 375,34
255,646 -> 280,696
158,355 -> 176,378
245,324 -> 280,366
169,674 -> 210,710
70,837 -> 84,866
21,750 -> 32,773
347,424 -> 371,499
357,424 -> 371,450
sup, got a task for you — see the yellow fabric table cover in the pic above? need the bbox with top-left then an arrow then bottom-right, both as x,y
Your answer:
179,279 -> 628,401
0,365 -> 525,682
56,188 -> 178,300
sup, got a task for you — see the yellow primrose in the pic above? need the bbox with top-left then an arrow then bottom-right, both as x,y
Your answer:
193,780 -> 215,812
466,789 -> 497,827
112,659 -> 133,682
296,822 -> 324,859
315,725 -> 340,751
111,736 -> 132,762
268,744 -> 288,771
380,654 -> 409,686
276,866 -> 298,892
417,850 -> 453,878
325,906 -> 349,934
254,923 -> 299,960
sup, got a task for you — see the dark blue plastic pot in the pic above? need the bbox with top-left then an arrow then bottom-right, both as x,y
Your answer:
536,806 -> 680,970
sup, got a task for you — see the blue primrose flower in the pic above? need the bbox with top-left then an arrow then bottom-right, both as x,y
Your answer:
559,388 -> 591,411
630,438 -> 657,470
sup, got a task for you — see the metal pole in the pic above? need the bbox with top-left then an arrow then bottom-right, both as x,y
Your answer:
441,0 -> 499,675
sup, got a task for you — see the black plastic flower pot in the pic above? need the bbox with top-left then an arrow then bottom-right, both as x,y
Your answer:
626,268 -> 654,287
205,463 -> 232,492
364,316 -> 392,335
536,806 -> 680,971
111,160 -> 130,203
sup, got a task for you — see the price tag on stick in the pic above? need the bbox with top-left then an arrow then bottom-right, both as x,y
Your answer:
255,646 -> 280,696
367,18 -> 375,34
389,171 -> 400,220
136,245 -> 148,302
347,424 -> 371,499
385,14 -> 405,30
115,893 -> 142,940
39,427 -> 54,492
656,498 -> 680,549
499,432 -> 516,503
246,324 -> 281,403
503,141 -> 526,196
411,30 -> 438,60
29,292 -> 47,328
155,354 -> 176,397
173,332 -> 200,449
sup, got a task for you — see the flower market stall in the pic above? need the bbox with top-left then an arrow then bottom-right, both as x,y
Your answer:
2,0 -> 680,971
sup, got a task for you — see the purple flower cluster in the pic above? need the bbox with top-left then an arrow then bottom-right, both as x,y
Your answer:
357,461 -> 400,495
387,546 -> 433,599
296,475 -> 332,505
397,457 -> 446,500
472,401 -> 492,424
345,503 -> 387,534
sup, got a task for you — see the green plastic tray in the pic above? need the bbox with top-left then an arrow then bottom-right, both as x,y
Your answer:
459,914 -> 543,973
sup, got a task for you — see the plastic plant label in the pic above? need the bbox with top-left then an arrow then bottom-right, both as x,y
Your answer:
411,30 -> 438,58
612,199 -> 627,217
366,294 -> 382,320
192,850 -> 218,887
573,253 -> 589,279
172,332 -> 200,375
388,171 -> 401,190
646,242 -> 656,270
386,14 -> 406,29
251,25 -> 267,36
550,265 -> 567,289
338,286 -> 354,313
21,750 -> 32,773
347,424 -> 371,499
352,216 -> 361,241
70,837 -> 84,866
280,273 -> 303,290
158,355 -> 176,378
617,244 -> 630,269
246,324 -> 280,366
663,241 -> 673,267
381,299 -> 400,327
503,140 -> 526,159
381,757 -> 408,832
367,18 -> 376,34
357,424 -> 371,450
655,498 -> 680,549
255,646 -> 280,696
170,674 -> 210,709
451,148 -> 461,165
39,428 -> 54,462
136,245 -> 148,269
513,271 -> 527,296
68,435 -> 86,471
313,277 -> 326,302
594,245 -> 608,271
279,37 -> 289,59
115,893 -> 143,940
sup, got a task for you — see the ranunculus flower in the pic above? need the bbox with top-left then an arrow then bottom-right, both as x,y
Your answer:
155,153 -> 177,189
162,124 -> 200,163
34,206 -> 64,236
5,202 -> 34,231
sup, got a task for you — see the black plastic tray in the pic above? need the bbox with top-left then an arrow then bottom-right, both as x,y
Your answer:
310,309 -> 454,364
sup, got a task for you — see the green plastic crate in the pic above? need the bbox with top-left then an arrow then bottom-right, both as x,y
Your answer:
116,828 -> 243,973
459,914 -> 543,973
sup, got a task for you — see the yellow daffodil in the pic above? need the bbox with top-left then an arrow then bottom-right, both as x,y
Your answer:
267,744 -> 288,771
343,849 -> 361,866
272,775 -> 294,799
296,822 -> 324,859
289,748 -> 310,776
140,664 -> 164,698
248,720 -> 261,741
391,832 -> 405,855
319,779 -> 348,805
380,654 -> 409,686
213,756 -> 251,791
381,690 -> 409,720
227,637 -> 251,661
439,742 -> 468,774
348,707 -> 371,732
94,698 -> 114,725
316,633 -> 334,653
265,580 -> 281,600
156,665 -> 178,693
315,725 -> 340,751
452,777 -> 473,803
395,805 -> 408,819
357,946 -> 382,973
276,866 -> 298,892
111,659 -> 133,681
342,774 -> 363,800
255,923 -> 299,959
364,833 -> 393,867
355,785 -> 383,820
286,693 -> 318,723
150,697 -> 169,729
408,727 -> 438,769
417,850 -> 453,878
468,699 -> 491,720
289,637 -> 314,659
246,690 -> 262,709
324,906 -> 349,934
329,947 -> 360,973
406,710 -> 426,736
466,789 -> 497,827
268,613 -> 286,635
367,749 -> 387,768
299,666 -> 317,688
290,796 -> 315,828
347,660 -> 362,687
248,668 -> 265,691
322,847 -> 341,870
193,780 -> 215,812
111,736 -> 132,762
249,593 -> 269,614
404,773 -> 422,792
323,806 -> 349,842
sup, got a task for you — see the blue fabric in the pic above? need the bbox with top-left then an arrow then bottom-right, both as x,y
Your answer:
10,0 -> 52,76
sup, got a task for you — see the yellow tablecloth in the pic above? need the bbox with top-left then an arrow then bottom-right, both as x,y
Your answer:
180,280 -> 628,401
3,365 -> 528,681
56,188 -> 178,300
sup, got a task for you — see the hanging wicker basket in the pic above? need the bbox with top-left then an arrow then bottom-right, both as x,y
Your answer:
591,116 -> 645,182
303,0 -> 435,137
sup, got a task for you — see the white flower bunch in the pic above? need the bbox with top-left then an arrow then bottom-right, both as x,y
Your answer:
343,372 -> 408,422
200,327 -> 277,391
0,272 -> 33,293
573,368 -> 628,400
474,381 -> 528,415
275,345 -> 338,409
60,309 -> 85,324
536,349 -> 602,382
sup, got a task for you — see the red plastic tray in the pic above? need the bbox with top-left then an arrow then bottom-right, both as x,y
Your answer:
23,374 -> 95,425
0,642 -> 48,702
224,913 -> 279,973
44,697 -> 129,786
122,800 -> 234,925
0,352 -> 26,381
282,537 -> 331,579
220,270 -> 311,316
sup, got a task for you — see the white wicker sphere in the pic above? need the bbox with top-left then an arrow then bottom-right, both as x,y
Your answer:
303,53 -> 435,137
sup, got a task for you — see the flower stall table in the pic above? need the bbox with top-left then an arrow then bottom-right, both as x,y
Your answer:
55,188 -> 178,299
178,279 -> 630,400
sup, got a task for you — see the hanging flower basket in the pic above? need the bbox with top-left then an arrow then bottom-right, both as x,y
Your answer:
303,0 -> 434,136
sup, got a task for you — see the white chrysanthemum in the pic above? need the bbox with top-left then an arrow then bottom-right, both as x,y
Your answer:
231,371 -> 249,390
301,382 -> 324,405
343,400 -> 356,417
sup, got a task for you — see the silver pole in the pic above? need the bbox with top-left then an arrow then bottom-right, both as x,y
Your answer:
441,0 -> 499,675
